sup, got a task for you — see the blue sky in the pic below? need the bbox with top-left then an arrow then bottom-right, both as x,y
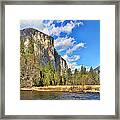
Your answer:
20,20 -> 100,70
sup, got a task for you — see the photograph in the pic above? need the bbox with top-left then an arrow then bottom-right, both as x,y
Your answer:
20,20 -> 100,100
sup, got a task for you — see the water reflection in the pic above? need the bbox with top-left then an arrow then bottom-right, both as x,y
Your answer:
20,91 -> 100,100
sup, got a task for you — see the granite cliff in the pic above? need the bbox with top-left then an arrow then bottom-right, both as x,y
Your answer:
20,28 -> 68,87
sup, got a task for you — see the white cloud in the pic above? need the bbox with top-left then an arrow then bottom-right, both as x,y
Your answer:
62,54 -> 80,63
50,26 -> 62,36
49,20 -> 84,36
43,20 -> 54,27
61,21 -> 75,33
66,42 -> 86,54
54,36 -> 75,48
48,24 -> 71,36
67,55 -> 80,62
57,48 -> 66,52
41,20 -> 62,36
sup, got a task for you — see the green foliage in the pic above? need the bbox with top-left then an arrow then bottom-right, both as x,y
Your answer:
43,66 -> 50,86
73,69 -> 79,85
42,61 -> 55,86
67,68 -> 72,85
54,71 -> 60,85
65,66 -> 100,86
62,72 -> 68,85
20,39 -> 25,54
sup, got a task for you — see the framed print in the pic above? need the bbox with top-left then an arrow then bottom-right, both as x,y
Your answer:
0,0 -> 119,119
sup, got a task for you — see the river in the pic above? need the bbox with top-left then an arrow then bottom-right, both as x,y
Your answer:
20,90 -> 100,100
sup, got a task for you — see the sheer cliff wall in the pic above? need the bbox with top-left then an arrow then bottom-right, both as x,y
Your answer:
20,28 -> 68,87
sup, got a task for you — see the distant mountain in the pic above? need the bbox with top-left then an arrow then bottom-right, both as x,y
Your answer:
93,66 -> 100,74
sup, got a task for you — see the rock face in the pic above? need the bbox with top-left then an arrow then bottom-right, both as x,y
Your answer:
54,49 -> 61,72
54,49 -> 68,76
20,28 -> 68,87
20,28 -> 55,66
60,57 -> 68,76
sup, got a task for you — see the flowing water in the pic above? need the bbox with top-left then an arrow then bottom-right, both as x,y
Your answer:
20,90 -> 100,100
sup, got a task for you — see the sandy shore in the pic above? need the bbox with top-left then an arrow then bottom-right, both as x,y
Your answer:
20,85 -> 100,93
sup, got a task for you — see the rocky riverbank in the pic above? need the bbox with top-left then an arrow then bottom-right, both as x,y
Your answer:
20,85 -> 100,93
